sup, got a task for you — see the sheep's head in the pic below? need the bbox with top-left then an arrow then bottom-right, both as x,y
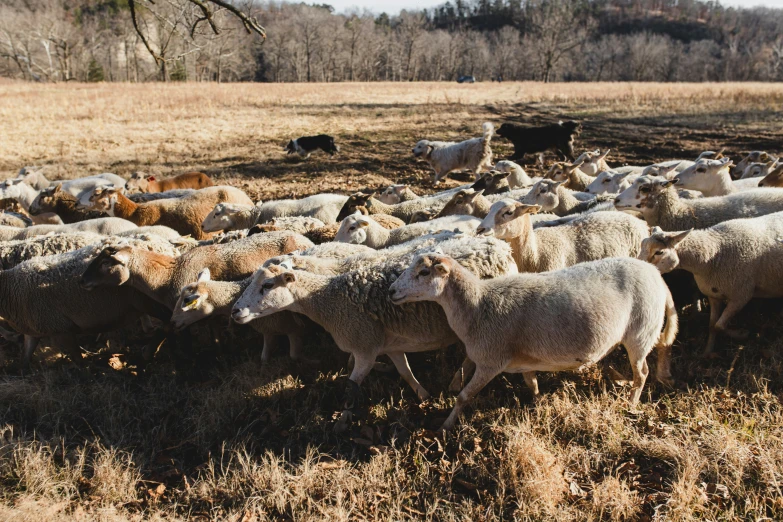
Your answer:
638,227 -> 691,274
575,149 -> 609,176
202,202 -> 240,233
125,172 -> 151,193
409,209 -> 435,224
336,192 -> 374,222
584,170 -> 616,195
412,140 -> 433,159
477,200 -> 539,239
522,179 -> 563,212
545,162 -> 569,182
642,163 -> 679,179
335,211 -> 372,244
673,157 -> 732,192
614,176 -> 674,211
438,188 -> 485,218
389,253 -> 454,304
735,151 -> 773,178
0,178 -> 27,202
472,171 -> 510,195
28,183 -> 64,215
80,245 -> 133,289
378,184 -> 412,204
759,164 -> 783,188
742,160 -> 777,180
89,187 -> 122,214
171,269 -> 214,330
232,265 -> 296,324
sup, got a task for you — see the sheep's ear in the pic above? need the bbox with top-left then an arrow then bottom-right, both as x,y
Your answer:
282,272 -> 296,284
513,203 -> 540,216
110,249 -> 131,265
146,176 -> 156,182
433,258 -> 450,275
53,183 -> 62,193
765,160 -> 776,168
358,219 -> 370,228
394,185 -> 407,194
667,229 -> 692,247
497,172 -> 511,179
197,268 -> 211,283
660,179 -> 675,187
472,189 -> 485,198
598,149 -> 611,160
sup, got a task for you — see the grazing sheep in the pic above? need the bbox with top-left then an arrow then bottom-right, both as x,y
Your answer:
80,230 -> 313,310
335,212 -> 480,248
639,213 -> 783,354
29,184 -> 104,223
0,217 -> 137,241
0,244 -> 172,370
88,185 -> 252,239
758,164 -> 783,188
674,158 -> 763,196
232,234 -> 516,404
412,122 -> 494,184
378,185 -> 420,204
172,269 -> 318,362
388,254 -> 677,429
477,201 -> 649,272
494,160 -> 536,189
614,177 -> 783,230
125,172 -> 214,193
436,188 -> 491,218
734,151 -> 777,179
522,179 -> 612,216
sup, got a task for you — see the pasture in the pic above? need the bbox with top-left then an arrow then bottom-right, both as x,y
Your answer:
1,81 -> 783,521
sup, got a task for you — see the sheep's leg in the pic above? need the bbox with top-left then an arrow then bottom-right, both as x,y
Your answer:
704,296 -> 725,355
344,353 -> 375,409
288,334 -> 318,364
655,344 -> 674,387
22,335 -> 39,375
441,363 -> 502,431
387,352 -> 430,401
260,334 -> 278,363
713,298 -> 751,340
449,357 -> 476,393
522,371 -> 540,398
628,357 -> 649,408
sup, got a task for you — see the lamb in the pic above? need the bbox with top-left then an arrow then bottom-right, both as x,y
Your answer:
522,179 -> 612,216
674,158 -> 764,196
740,160 -> 779,180
478,201 -> 649,272
638,213 -> 783,354
79,230 -> 313,310
125,171 -> 214,193
734,151 -> 777,179
412,122 -> 494,184
172,269 -> 318,362
388,254 -> 677,429
231,234 -> 517,404
436,188 -> 491,218
0,217 -> 137,241
335,212 -> 480,248
202,202 -> 326,233
494,160 -> 536,189
378,184 -> 420,204
758,164 -> 783,188
87,185 -> 253,239
614,176 -> 783,230
0,242 -> 174,370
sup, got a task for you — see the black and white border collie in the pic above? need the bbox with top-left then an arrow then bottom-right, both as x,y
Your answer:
284,135 -> 339,158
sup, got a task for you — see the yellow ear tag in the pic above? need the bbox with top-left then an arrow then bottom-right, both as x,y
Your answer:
184,297 -> 201,310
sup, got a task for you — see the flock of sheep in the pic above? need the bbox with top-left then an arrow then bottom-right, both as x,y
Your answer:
0,133 -> 782,430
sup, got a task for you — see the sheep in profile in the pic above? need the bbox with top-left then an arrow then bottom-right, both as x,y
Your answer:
734,151 -> 777,179
674,157 -> 763,196
585,171 -> 638,195
388,254 -> 677,429
614,177 -> 783,230
494,160 -> 536,189
545,161 -> 595,191
477,200 -> 649,272
412,122 -> 494,185
335,211 -> 480,248
172,269 -> 318,363
758,164 -> 783,188
740,160 -> 779,180
638,213 -> 783,354
522,179 -> 612,216
642,160 -> 695,177
335,189 -> 465,222
378,184 -> 420,204
125,172 -> 214,193
436,188 -> 491,218
29,184 -> 104,223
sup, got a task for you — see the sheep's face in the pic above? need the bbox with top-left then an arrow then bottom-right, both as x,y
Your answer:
742,161 -> 776,179
584,171 -> 616,195
637,229 -> 691,274
27,184 -> 58,214
439,189 -> 484,217
412,140 -> 433,159
378,185 -> 408,204
80,247 -> 132,289
545,163 -> 569,182
575,149 -> 607,176
614,176 -> 671,211
89,188 -> 119,214
171,269 -> 213,330
335,213 -> 370,244
336,192 -> 373,222
472,171 -> 510,195
389,254 -> 452,304
477,200 -> 539,239
759,166 -> 783,188
735,151 -> 769,177
202,203 -> 236,233
674,158 -> 732,192
0,178 -> 25,200
125,173 -> 149,194
232,267 -> 296,324
409,210 -> 434,224
522,179 -> 561,211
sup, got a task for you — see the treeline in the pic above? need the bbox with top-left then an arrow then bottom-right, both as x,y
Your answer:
1,0 -> 782,83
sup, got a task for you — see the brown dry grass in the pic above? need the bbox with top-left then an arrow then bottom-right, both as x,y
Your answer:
1,82 -> 783,521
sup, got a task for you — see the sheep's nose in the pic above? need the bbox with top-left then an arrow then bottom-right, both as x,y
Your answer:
476,226 -> 486,235
614,197 -> 621,204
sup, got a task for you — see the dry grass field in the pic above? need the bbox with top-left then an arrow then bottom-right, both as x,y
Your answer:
1,81 -> 783,521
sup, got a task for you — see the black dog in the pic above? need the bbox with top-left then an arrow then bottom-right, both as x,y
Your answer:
284,135 -> 339,158
495,120 -> 580,162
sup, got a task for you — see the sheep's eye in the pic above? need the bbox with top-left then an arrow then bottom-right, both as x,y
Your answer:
697,168 -> 705,172
603,179 -> 609,183
654,250 -> 664,256
639,186 -> 650,193
504,210 -> 513,216
349,226 -> 356,231
540,188 -> 547,193
262,282 -> 274,291
418,269 -> 431,277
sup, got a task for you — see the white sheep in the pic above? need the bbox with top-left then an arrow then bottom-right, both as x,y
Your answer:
494,160 -> 537,189
378,185 -> 420,204
0,217 -> 138,241
388,254 -> 677,429
638,212 -> 783,354
734,151 -> 777,179
522,179 -> 612,216
739,160 -> 779,180
674,157 -> 764,196
335,211 -> 480,248
202,202 -> 326,233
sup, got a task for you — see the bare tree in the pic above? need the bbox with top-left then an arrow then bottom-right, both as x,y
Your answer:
526,0 -> 593,82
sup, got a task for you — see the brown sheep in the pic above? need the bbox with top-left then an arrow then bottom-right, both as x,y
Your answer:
125,171 -> 214,194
